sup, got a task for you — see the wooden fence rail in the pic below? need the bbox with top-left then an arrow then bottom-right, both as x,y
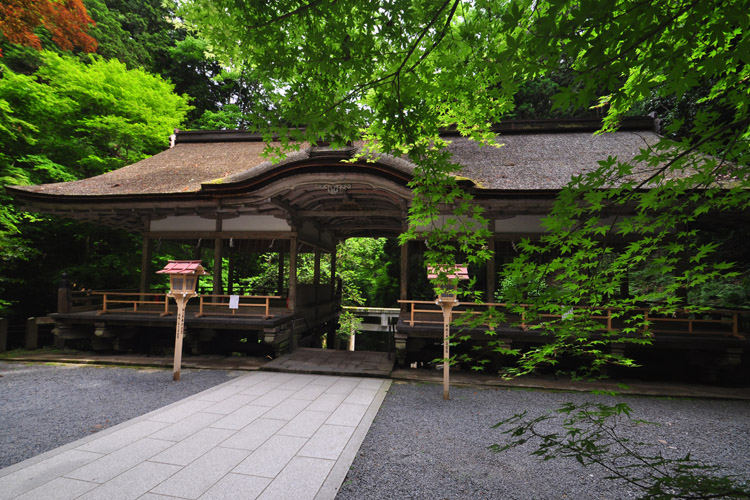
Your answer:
197,295 -> 281,318
397,300 -> 746,339
93,292 -> 281,318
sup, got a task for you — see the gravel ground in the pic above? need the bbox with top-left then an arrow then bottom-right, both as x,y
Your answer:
336,381 -> 750,500
0,361 -> 236,468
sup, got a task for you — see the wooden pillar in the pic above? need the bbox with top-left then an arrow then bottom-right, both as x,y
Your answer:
620,268 -> 630,298
213,220 -> 223,296
288,237 -> 297,311
25,318 -> 38,350
313,246 -> 321,287
400,240 -> 409,312
486,239 -> 496,302
139,237 -> 153,295
0,317 -> 8,353
227,250 -> 235,295
277,246 -> 285,296
58,273 -> 71,314
330,244 -> 337,301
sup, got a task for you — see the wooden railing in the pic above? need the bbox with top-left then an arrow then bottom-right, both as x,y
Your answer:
196,295 -> 281,318
397,300 -> 746,339
95,292 -> 170,315
93,292 -> 281,319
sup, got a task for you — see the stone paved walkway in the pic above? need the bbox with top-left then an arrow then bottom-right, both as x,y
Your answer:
0,371 -> 390,500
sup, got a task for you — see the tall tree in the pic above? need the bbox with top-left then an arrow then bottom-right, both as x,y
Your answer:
0,51 -> 191,317
179,0 -> 750,375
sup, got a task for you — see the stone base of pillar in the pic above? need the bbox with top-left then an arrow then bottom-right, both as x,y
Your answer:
394,332 -> 408,367
52,323 -> 89,340
723,348 -> 744,367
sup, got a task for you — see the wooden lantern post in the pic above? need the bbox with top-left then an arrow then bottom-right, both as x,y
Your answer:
157,260 -> 207,381
428,265 -> 469,400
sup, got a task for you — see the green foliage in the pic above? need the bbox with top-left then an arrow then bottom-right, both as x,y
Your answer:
83,0 -> 174,71
233,238 -> 398,308
336,310 -> 362,345
492,402 -> 750,499
337,238 -> 398,307
0,51 -> 190,316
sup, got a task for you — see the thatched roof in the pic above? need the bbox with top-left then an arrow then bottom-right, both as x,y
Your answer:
8,119 -> 661,198
452,130 -> 660,190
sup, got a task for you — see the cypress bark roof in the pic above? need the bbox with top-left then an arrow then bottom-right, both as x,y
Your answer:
8,120 -> 661,198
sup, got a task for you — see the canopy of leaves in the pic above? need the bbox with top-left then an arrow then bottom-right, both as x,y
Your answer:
0,51 -> 191,316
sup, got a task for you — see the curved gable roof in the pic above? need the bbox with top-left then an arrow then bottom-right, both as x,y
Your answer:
8,119 -> 662,201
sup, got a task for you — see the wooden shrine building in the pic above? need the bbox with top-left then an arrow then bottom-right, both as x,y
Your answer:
7,117 -> 749,375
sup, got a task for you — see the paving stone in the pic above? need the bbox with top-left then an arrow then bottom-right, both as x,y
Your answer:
325,403 -> 368,427
66,438 -> 173,483
232,435 -> 307,478
210,404 -> 270,430
239,380 -> 286,397
150,428 -> 236,466
261,398 -> 311,421
195,384 -> 249,403
305,393 -> 347,413
307,376 -> 341,387
323,379 -> 360,395
276,375 -> 315,391
277,410 -> 330,439
289,384 -> 328,401
0,449 -> 102,500
357,379 -> 386,390
147,400 -> 216,424
298,425 -> 356,460
76,420 -> 169,454
342,388 -> 379,405
257,457 -> 335,500
231,372 -> 276,387
151,447 -> 250,499
219,418 -> 287,451
198,473 -> 271,500
76,461 -> 180,500
251,389 -> 297,407
15,477 -> 97,500
149,412 -> 224,442
202,394 -> 259,415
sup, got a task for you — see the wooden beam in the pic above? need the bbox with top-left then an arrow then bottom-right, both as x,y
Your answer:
486,239 -> 496,302
227,249 -> 235,295
212,219 -> 223,296
288,236 -> 298,311
330,243 -> 337,299
145,231 -> 297,240
296,210 -> 403,217
277,247 -> 285,296
313,246 -> 321,286
400,240 -> 409,312
139,236 -> 153,295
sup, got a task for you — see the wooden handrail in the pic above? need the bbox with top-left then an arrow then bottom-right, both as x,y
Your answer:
93,292 -> 282,319
197,294 -> 281,318
94,292 -> 169,315
396,300 -> 746,338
